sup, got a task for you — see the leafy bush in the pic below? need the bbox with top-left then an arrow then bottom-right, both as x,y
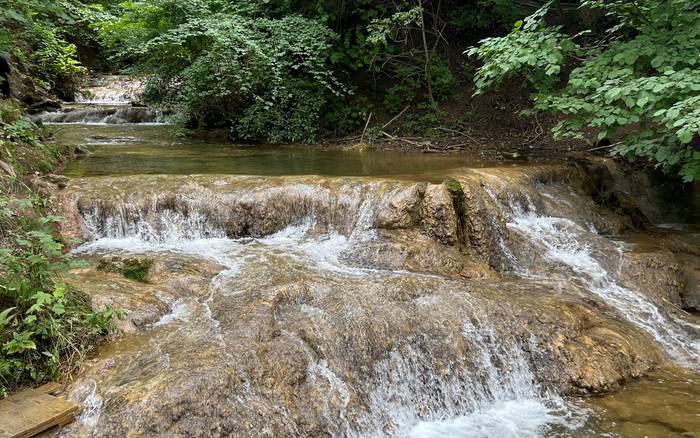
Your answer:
0,196 -> 116,398
0,0 -> 90,100
450,0 -> 524,36
469,0 -> 700,181
1,100 -> 60,176
0,99 -> 116,397
98,2 -> 343,143
32,26 -> 86,92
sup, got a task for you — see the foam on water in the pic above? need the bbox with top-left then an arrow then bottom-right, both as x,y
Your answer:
80,200 -> 227,243
353,313 -> 585,437
33,107 -> 165,125
75,76 -> 143,105
34,75 -> 168,125
255,220 -> 366,275
75,237 -> 241,271
153,299 -> 190,327
69,379 -> 103,429
507,206 -> 700,370
408,399 -> 568,438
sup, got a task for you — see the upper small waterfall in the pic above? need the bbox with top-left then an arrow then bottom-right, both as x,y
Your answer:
75,75 -> 143,104
33,75 -> 166,125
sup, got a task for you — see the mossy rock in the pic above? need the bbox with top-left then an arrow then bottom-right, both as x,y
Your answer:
442,178 -> 464,196
122,258 -> 153,281
97,255 -> 154,282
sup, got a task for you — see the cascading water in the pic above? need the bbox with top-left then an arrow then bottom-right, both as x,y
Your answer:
75,75 -> 143,104
53,128 -> 700,436
64,176 -> 602,437
504,195 -> 700,371
33,75 -> 166,125
354,313 -> 584,437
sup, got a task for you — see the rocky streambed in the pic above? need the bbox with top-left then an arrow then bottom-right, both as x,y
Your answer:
36,76 -> 700,437
43,158 -> 699,437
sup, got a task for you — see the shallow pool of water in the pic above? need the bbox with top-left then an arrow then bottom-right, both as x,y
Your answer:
580,367 -> 700,437
53,124 -> 528,180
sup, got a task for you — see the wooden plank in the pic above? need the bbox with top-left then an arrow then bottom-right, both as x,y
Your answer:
0,388 -> 81,438
35,383 -> 61,395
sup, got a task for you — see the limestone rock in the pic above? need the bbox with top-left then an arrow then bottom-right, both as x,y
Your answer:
376,184 -> 424,229
420,184 -> 458,245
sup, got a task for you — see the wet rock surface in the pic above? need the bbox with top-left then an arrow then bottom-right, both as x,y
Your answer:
50,163 -> 700,437
63,254 -> 660,437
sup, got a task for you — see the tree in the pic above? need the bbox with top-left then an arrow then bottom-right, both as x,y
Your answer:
468,0 -> 700,181
97,0 -> 343,143
367,1 -> 450,105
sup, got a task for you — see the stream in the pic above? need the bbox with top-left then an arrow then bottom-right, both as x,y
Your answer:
36,77 -> 700,437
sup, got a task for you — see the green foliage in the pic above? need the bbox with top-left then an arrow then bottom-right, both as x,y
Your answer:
31,27 -> 86,93
0,0 -> 91,99
0,100 -> 116,397
431,56 -> 456,101
469,0 -> 700,181
450,0 -> 523,35
0,196 -> 116,397
1,100 -> 60,176
97,2 -> 343,143
466,2 -> 576,91
401,102 -> 449,136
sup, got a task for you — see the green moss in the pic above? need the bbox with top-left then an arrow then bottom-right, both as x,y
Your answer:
443,178 -> 467,249
121,258 -> 153,281
410,200 -> 422,226
443,178 -> 464,196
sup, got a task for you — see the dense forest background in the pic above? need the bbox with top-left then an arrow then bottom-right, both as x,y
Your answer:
0,0 -> 698,177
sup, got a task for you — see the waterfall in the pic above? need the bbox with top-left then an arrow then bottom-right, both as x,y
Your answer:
63,170 -> 700,436
352,312 -> 584,437
33,75 -> 167,125
75,75 -> 143,104
505,200 -> 700,371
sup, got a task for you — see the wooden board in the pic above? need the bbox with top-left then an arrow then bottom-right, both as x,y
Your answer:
0,385 -> 81,438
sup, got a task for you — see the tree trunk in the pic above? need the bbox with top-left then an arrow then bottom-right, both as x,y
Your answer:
418,0 -> 434,104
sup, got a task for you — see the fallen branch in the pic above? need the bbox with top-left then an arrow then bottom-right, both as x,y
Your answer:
437,123 -> 483,146
380,131 -> 432,149
587,142 -> 621,152
382,106 -> 410,129
360,112 -> 373,142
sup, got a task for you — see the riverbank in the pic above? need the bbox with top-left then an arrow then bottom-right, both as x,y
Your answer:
0,99 -> 116,398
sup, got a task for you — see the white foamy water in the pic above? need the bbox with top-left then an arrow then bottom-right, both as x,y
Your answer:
353,314 -> 585,437
75,75 -> 143,105
75,237 -> 241,271
75,217 -> 374,279
80,200 -> 227,243
69,379 -> 104,429
33,76 -> 168,125
408,399 -> 567,438
153,299 -> 190,326
507,208 -> 700,370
